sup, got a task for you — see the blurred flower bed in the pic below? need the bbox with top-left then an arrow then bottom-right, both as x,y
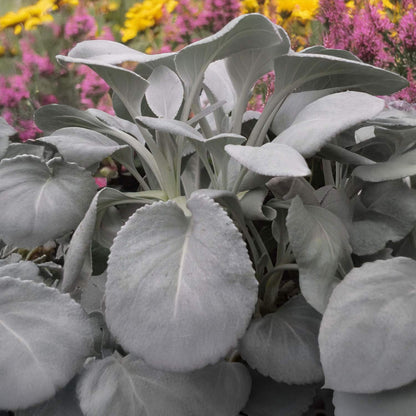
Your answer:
0,0 -> 414,142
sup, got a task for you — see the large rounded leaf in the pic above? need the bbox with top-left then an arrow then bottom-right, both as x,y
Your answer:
333,381 -> 416,416
240,296 -> 323,385
0,156 -> 96,248
319,257 -> 416,393
77,355 -> 251,416
105,195 -> 257,371
0,277 -> 93,410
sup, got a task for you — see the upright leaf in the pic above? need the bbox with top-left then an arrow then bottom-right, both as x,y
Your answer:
286,197 -> 352,313
77,355 -> 251,416
240,296 -> 323,385
274,53 -> 408,95
105,195 -> 257,371
0,156 -> 96,248
319,257 -> 416,393
0,277 -> 92,410
175,14 -> 287,97
273,92 -> 384,157
146,65 -> 184,118
62,188 -> 145,293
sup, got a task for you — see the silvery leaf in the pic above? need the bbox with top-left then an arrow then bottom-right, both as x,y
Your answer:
0,277 -> 92,410
275,53 -> 408,95
333,380 -> 416,416
273,92 -> 385,157
319,257 -> 416,393
225,143 -> 310,177
353,148 -> 416,181
0,156 -> 96,248
136,116 -> 203,140
146,65 -> 184,119
105,195 -> 257,371
39,127 -> 133,169
77,355 -> 251,416
240,296 -> 323,384
176,14 -> 287,96
15,378 -> 83,416
286,197 -> 352,313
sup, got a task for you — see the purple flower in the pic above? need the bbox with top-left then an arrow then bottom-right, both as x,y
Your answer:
64,10 -> 97,38
397,8 -> 416,51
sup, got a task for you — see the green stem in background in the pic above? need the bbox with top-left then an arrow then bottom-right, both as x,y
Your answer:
247,221 -> 274,274
322,159 -> 335,186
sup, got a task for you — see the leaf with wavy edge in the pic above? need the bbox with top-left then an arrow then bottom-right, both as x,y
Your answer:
77,355 -> 251,416
319,257 -> 416,393
0,277 -> 92,410
0,156 -> 96,248
240,296 -> 323,384
105,194 -> 257,371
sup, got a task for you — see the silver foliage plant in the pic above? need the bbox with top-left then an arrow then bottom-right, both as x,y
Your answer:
0,12 -> 416,416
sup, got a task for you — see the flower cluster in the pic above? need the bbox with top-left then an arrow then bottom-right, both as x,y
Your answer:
319,0 -> 416,105
121,0 -> 178,42
240,0 -> 320,49
0,0 -> 78,34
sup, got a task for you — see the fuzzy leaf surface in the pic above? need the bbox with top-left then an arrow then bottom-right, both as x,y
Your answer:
105,195 -> 257,371
0,277 -> 92,410
240,296 -> 323,384
319,257 -> 416,393
0,156 -> 96,248
77,355 -> 251,416
225,143 -> 310,177
273,92 -> 384,157
333,381 -> 416,416
286,197 -> 352,313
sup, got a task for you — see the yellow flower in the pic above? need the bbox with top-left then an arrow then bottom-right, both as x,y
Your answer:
0,45 -> 5,56
276,0 -> 319,21
0,0 -> 57,32
121,0 -> 177,42
240,0 -> 259,14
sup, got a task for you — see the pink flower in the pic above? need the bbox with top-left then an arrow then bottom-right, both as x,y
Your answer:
64,10 -> 97,38
94,177 -> 107,188
17,119 -> 42,142
318,0 -> 353,50
397,9 -> 416,51
19,39 -> 54,76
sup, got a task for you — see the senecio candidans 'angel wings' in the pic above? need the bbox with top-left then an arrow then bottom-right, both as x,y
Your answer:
0,12 -> 415,416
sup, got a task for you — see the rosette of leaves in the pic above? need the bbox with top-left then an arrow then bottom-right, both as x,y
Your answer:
0,12 -> 415,416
